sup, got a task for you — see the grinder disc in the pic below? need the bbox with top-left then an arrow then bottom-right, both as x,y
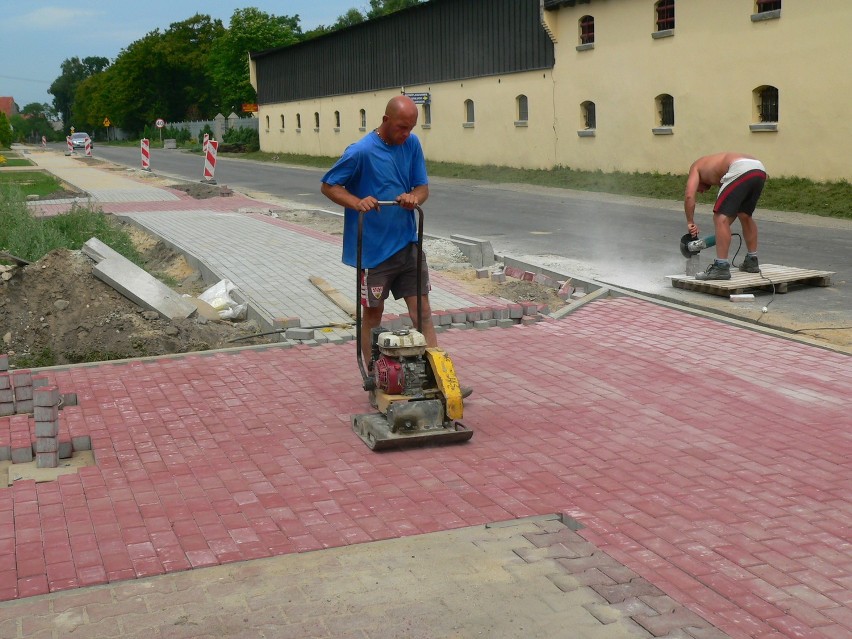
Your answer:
679,233 -> 698,259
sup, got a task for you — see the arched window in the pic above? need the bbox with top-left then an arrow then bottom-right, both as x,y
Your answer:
422,103 -> 431,126
280,114 -> 285,128
581,101 -> 596,129
265,115 -> 269,129
756,85 -> 779,122
656,94 -> 674,126
516,95 -> 529,122
579,16 -> 595,45
359,109 -> 366,129
334,110 -> 341,128
296,113 -> 301,129
464,99 -> 475,125
314,112 -> 320,129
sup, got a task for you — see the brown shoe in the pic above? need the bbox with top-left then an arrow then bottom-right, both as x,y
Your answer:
461,386 -> 473,399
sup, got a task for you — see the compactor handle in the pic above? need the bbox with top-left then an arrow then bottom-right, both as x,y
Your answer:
356,201 -> 425,387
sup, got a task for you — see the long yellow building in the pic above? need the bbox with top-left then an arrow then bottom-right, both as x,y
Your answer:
250,0 -> 851,181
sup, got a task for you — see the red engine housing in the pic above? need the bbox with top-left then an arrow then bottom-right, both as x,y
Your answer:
373,355 -> 405,395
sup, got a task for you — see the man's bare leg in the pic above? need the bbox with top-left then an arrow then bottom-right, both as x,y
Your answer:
738,213 -> 758,253
404,295 -> 436,347
713,212 -> 734,260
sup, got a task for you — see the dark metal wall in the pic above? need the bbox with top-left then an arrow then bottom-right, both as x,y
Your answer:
252,0 -> 555,105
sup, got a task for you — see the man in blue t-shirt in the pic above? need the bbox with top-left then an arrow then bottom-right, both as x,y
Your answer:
321,95 -> 435,366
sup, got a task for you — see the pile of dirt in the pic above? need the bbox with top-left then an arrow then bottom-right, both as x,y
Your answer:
0,235 -> 276,368
167,182 -> 231,199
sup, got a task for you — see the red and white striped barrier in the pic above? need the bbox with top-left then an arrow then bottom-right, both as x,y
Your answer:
66,136 -> 73,154
202,133 -> 209,153
41,136 -> 47,149
84,137 -> 92,157
202,140 -> 218,183
141,138 -> 151,171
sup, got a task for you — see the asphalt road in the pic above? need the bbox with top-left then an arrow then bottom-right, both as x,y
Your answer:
80,144 -> 852,336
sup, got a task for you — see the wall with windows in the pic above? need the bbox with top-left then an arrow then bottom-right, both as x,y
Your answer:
546,0 -> 851,180
254,0 -> 851,181
256,71 -> 557,169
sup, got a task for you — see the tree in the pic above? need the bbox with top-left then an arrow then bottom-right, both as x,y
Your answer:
48,56 -> 110,127
334,8 -> 366,29
9,103 -> 57,143
366,0 -> 424,20
0,112 -> 12,148
92,15 -> 226,135
209,8 -> 302,115
304,0 -> 423,38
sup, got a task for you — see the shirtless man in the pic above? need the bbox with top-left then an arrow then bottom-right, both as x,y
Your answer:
684,152 -> 767,280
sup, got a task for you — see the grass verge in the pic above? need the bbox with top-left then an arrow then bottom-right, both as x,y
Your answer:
0,184 -> 141,264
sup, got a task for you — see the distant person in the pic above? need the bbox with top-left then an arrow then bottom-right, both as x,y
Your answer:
321,96 -> 470,396
684,152 -> 767,280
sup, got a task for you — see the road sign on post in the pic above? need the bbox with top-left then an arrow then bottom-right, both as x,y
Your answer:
155,118 -> 165,145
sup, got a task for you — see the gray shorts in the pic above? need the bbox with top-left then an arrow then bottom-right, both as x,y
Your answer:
360,243 -> 430,308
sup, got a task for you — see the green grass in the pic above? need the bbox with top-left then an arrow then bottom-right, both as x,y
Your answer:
0,152 -> 34,167
220,150 -> 852,220
0,184 -> 142,264
0,170 -> 65,197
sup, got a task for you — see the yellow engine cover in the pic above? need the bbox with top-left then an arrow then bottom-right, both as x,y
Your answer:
425,348 -> 463,420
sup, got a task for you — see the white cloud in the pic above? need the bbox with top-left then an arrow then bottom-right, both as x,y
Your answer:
7,6 -> 104,30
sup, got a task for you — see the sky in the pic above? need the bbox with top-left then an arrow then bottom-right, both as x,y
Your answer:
0,1 -> 362,110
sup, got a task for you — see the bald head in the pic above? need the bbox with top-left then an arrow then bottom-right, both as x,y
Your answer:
385,95 -> 417,118
378,95 -> 418,145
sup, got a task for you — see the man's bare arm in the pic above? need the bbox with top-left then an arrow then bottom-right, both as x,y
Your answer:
321,183 -> 377,212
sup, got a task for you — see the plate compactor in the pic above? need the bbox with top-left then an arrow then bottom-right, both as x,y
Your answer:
350,202 -> 473,451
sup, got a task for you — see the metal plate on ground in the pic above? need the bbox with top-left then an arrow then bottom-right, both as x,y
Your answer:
352,412 -> 473,451
668,263 -> 834,296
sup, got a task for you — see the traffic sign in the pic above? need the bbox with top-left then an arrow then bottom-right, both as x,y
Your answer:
103,117 -> 111,127
155,118 -> 165,128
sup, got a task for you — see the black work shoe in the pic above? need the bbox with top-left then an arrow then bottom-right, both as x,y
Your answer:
461,386 -> 473,399
695,262 -> 731,281
740,255 -> 759,273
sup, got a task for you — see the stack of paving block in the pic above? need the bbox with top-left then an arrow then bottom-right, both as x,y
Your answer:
0,368 -> 13,418
33,385 -> 62,468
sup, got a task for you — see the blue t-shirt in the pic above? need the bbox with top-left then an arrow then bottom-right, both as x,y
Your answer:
321,131 -> 428,268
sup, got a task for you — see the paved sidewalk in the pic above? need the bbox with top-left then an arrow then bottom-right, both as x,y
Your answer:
0,149 -> 848,639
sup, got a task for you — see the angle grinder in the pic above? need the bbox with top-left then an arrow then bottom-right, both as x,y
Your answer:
679,233 -> 716,258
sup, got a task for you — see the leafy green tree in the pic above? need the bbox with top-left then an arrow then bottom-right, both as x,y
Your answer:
366,0 -> 424,19
0,112 -> 12,148
48,56 -> 110,127
9,103 -> 57,143
304,0 -> 423,38
209,8 -> 302,115
95,15 -> 225,135
334,8 -> 366,29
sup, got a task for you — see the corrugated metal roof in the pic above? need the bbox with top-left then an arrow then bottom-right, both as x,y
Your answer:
252,0 -> 554,105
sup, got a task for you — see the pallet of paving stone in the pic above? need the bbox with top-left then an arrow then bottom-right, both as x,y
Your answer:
668,263 -> 834,296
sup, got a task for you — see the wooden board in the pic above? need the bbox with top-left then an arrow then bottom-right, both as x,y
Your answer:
309,275 -> 357,318
668,263 -> 834,296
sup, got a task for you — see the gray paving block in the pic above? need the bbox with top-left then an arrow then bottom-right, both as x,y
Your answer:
93,256 -> 196,320
451,234 -> 495,265
285,327 -> 315,341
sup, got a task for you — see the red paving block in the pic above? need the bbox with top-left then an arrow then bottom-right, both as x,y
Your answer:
0,299 -> 849,639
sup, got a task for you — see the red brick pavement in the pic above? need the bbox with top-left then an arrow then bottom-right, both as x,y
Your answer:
1,297 -> 849,639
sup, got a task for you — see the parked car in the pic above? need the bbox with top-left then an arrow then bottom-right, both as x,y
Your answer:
71,132 -> 93,149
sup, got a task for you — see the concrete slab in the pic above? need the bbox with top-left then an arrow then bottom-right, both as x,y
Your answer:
81,236 -> 124,263
93,255 -> 196,320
